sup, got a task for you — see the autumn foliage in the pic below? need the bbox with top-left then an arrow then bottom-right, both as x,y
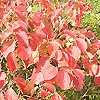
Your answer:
0,0 -> 100,100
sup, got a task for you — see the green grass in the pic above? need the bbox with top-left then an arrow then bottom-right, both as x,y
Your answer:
81,0 -> 100,38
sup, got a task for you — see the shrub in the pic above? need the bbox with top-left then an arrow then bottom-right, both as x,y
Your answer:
0,0 -> 100,100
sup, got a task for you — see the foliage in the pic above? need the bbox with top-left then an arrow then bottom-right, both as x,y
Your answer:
0,0 -> 100,100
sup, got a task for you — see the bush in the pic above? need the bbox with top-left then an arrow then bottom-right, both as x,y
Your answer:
0,0 -> 100,100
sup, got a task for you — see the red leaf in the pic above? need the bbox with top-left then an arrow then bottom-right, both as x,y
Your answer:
15,10 -> 26,22
48,41 -> 61,55
0,12 -> 3,19
30,32 -> 45,44
51,93 -> 59,100
5,88 -> 18,100
0,80 -> 4,89
40,90 -> 48,99
27,98 -> 37,100
42,65 -> 58,80
43,83 -> 56,93
56,70 -> 71,90
12,21 -> 27,32
68,55 -> 77,69
63,22 -> 68,30
15,5 -> 27,12
51,93 -> 63,100
42,27 -> 52,39
16,30 -> 29,48
85,31 -> 95,38
17,44 -> 32,60
70,46 -> 81,61
72,69 -> 85,90
94,76 -> 100,86
14,77 -> 26,94
29,38 -> 37,51
59,94 -> 65,100
0,32 -> 13,42
0,72 -> 6,88
1,40 -> 16,58
76,38 -> 87,52
7,52 -> 18,72
28,20 -> 34,30
37,56 -> 50,70
73,69 -> 84,80
65,30 -> 77,38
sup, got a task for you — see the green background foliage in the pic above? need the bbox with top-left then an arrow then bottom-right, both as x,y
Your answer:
81,0 -> 100,38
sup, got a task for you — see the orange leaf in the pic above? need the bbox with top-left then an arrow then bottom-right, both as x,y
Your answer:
24,80 -> 34,94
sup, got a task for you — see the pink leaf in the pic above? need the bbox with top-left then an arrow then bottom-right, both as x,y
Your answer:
43,83 -> 56,93
70,46 -> 81,61
51,9 -> 61,21
89,64 -> 99,76
37,56 -> 50,70
76,38 -> 87,52
68,55 -> 77,69
72,69 -> 85,90
0,92 -> 5,100
16,30 -> 29,48
55,50 -> 62,61
12,21 -> 27,32
42,65 -> 58,80
5,88 -> 18,100
65,30 -> 77,38
0,32 -> 14,42
56,70 -> 71,90
31,72 -> 44,85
